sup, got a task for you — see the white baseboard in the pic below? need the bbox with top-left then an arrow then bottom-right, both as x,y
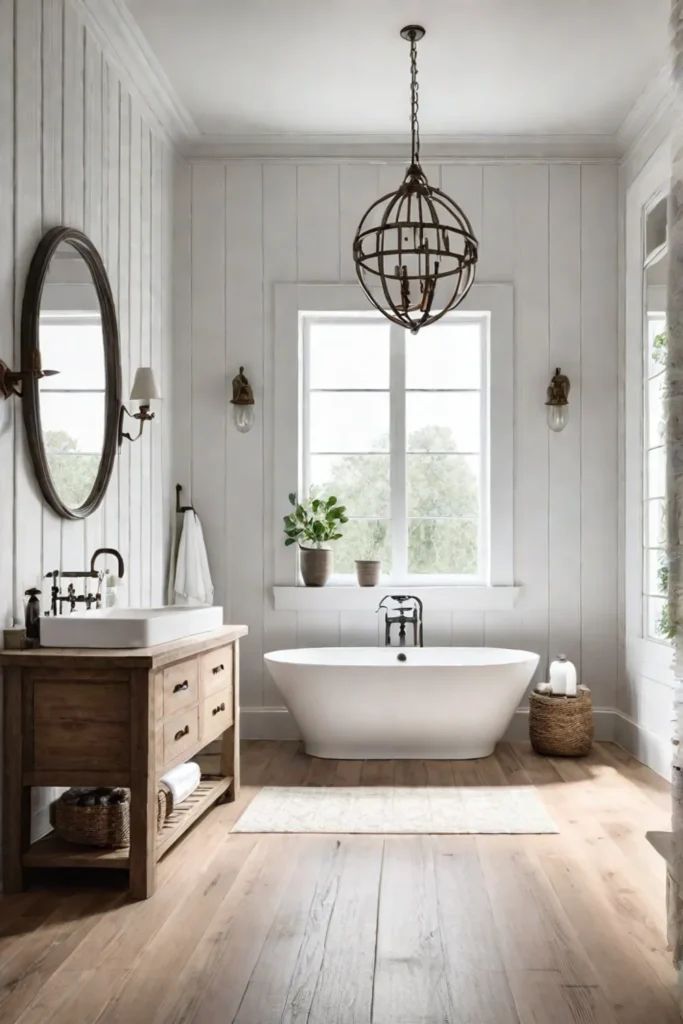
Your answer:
241,705 -> 618,745
240,706 -> 672,779
613,709 -> 672,781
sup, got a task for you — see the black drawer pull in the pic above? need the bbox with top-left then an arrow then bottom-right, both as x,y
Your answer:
212,663 -> 225,675
173,680 -> 189,693
212,702 -> 226,716
174,725 -> 190,741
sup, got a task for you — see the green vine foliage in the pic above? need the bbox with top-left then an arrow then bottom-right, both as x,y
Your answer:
652,330 -> 668,368
283,492 -> 348,549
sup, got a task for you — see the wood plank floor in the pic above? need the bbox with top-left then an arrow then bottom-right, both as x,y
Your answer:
0,741 -> 677,1024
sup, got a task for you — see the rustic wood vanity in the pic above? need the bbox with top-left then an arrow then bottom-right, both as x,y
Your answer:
1,625 -> 246,899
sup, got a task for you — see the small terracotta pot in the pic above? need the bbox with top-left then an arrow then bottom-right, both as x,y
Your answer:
355,560 -> 381,587
299,547 -> 333,587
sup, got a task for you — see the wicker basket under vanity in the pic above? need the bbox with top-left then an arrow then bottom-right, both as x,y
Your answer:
52,788 -> 131,848
529,686 -> 593,757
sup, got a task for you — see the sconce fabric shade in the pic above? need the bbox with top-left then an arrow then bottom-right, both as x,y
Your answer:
130,366 -> 160,402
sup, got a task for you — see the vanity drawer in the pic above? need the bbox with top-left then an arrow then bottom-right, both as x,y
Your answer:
162,706 -> 199,765
200,644 -> 233,698
32,681 -> 129,772
162,658 -> 199,717
200,691 -> 234,745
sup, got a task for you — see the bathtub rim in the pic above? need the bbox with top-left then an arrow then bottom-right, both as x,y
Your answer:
264,646 -> 540,669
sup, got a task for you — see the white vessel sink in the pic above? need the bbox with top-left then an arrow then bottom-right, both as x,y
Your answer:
40,606 -> 224,649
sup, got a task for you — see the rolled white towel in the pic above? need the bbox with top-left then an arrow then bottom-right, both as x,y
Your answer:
160,761 -> 201,810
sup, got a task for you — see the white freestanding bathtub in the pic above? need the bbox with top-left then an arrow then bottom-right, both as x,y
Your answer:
264,646 -> 540,760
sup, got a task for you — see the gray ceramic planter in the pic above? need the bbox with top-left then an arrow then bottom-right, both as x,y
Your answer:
299,547 -> 333,586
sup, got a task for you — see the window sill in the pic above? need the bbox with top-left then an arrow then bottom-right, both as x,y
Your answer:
272,584 -> 520,613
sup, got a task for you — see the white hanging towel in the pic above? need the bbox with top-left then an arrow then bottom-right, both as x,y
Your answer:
173,509 -> 214,606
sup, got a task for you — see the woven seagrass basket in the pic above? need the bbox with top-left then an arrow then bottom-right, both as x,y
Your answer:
529,686 -> 593,757
53,789 -> 131,848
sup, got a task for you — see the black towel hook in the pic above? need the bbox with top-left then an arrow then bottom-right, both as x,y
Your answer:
176,483 -> 195,514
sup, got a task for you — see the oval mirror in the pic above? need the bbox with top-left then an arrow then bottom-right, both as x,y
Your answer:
21,227 -> 121,519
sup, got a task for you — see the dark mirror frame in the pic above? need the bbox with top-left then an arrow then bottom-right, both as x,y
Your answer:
21,226 -> 122,520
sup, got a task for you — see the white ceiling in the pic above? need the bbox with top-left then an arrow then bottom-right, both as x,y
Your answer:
124,0 -> 669,141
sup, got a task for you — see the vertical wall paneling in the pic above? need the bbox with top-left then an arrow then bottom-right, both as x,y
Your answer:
183,157 -> 620,728
150,134 -> 163,600
225,162 -> 264,705
40,0 -> 63,575
60,0 -> 85,572
139,122 -> 152,603
13,0 -> 44,613
1,0 -> 176,871
338,163 -> 380,281
117,88 -> 131,604
510,165 -> 550,677
127,105 -> 142,605
83,27 -> 104,561
580,163 -> 619,706
103,59 -> 120,554
548,164 -> 582,669
262,163 -> 298,703
0,0 -> 15,632
296,164 -> 340,282
189,162 -> 227,614
171,157 -> 192,499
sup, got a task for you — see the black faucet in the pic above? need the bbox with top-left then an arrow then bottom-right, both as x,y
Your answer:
45,548 -> 125,615
90,548 -> 125,580
377,595 -> 424,647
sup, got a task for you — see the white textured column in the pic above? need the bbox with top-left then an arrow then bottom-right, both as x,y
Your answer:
668,1 -> 683,1003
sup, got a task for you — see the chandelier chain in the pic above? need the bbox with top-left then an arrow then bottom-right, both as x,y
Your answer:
410,34 -> 420,165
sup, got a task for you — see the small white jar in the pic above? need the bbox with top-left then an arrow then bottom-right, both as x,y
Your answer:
549,655 -> 577,696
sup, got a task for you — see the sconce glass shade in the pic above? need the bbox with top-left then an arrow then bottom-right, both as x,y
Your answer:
547,404 -> 569,432
130,366 -> 160,403
234,403 -> 255,433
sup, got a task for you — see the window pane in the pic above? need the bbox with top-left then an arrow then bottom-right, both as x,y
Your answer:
39,393 -> 105,454
309,453 -> 390,517
308,322 -> 389,389
408,518 -> 478,575
647,447 -> 666,499
39,321 -> 105,390
406,392 -> 480,453
46,452 -> 100,508
405,321 -> 481,389
647,373 -> 666,449
645,549 -> 668,597
309,392 -> 389,453
331,519 -> 391,574
407,454 -> 479,517
646,498 -> 666,547
648,318 -> 667,376
647,596 -> 671,641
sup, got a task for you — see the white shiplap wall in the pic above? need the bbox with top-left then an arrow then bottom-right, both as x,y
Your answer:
175,158 -> 620,727
0,0 -> 175,851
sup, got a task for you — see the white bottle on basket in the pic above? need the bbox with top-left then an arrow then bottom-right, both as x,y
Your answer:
549,655 -> 577,696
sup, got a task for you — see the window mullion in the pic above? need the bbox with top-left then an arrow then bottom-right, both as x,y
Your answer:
390,324 -> 407,579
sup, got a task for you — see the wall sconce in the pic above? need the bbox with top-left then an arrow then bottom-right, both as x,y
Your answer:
545,367 -> 570,432
230,366 -> 255,433
0,351 -> 58,399
118,366 -> 160,445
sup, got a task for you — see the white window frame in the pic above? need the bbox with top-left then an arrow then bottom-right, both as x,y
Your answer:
624,141 -> 675,683
642,302 -> 668,643
300,310 -> 490,585
272,283 -> 517,611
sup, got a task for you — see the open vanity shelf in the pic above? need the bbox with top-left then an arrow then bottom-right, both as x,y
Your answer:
1,625 -> 246,899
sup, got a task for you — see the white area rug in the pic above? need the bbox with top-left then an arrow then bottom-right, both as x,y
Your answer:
232,786 -> 558,835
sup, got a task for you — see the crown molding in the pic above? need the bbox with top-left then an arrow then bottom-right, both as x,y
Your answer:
617,62 -> 675,155
71,0 -> 198,144
181,131 -> 621,163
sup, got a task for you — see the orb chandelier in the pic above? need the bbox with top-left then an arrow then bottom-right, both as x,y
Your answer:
353,25 -> 479,333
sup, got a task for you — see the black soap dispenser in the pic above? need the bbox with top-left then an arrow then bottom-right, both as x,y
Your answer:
24,588 -> 41,647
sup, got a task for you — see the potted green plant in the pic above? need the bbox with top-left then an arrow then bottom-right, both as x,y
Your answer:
283,492 -> 348,586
